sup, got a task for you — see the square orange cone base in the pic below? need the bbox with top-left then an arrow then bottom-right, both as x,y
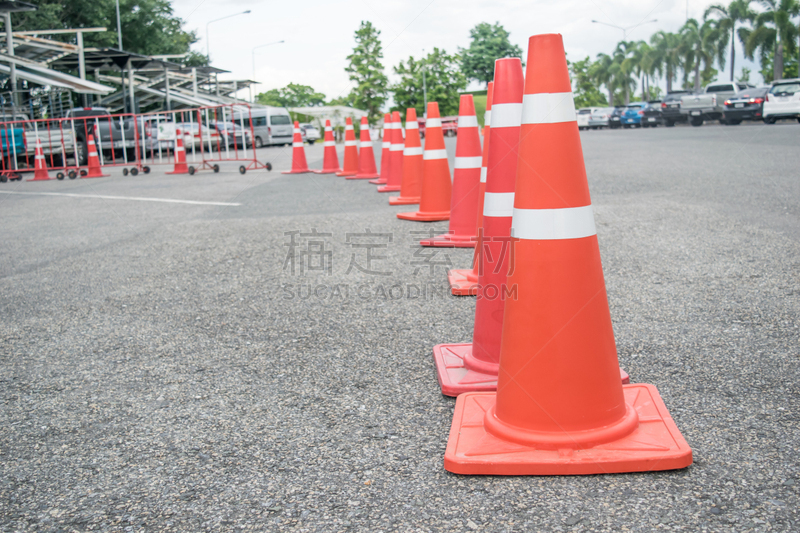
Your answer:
377,184 -> 401,192
369,178 -> 387,184
397,211 -> 450,222
347,174 -> 378,180
447,268 -> 477,296
336,170 -> 357,177
282,169 -> 312,174
420,233 -> 477,248
433,343 -> 499,397
313,169 -> 341,174
434,343 -> 629,396
388,196 -> 420,205
444,385 -> 693,476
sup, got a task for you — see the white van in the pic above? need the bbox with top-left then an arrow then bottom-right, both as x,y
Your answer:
237,106 -> 293,148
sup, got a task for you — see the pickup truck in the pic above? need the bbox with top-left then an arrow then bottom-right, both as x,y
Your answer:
680,82 -> 755,126
0,113 -> 76,169
65,107 -> 138,164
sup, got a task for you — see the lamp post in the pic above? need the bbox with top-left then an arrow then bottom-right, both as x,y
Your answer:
206,10 -> 251,63
591,18 -> 658,40
251,40 -> 285,102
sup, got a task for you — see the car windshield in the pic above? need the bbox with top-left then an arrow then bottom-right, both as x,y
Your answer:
270,115 -> 291,125
707,84 -> 734,92
736,88 -> 769,98
770,83 -> 799,96
578,109 -> 592,114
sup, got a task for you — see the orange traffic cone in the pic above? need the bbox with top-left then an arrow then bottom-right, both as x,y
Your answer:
433,58 -> 523,397
377,111 -> 404,192
444,33 -> 691,476
336,117 -> 359,177
370,114 -> 391,185
83,131 -> 109,178
282,121 -> 311,174
397,102 -> 451,221
420,95 -> 481,247
313,119 -> 340,174
350,116 -> 379,179
389,108 -> 423,205
447,81 -> 494,294
167,128 -> 189,175
28,138 -> 52,181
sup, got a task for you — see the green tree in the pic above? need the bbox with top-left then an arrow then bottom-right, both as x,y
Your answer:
570,56 -> 608,108
757,47 -> 799,81
256,83 -> 326,107
704,0 -> 757,81
650,31 -> 683,93
459,22 -> 523,87
13,0 -> 200,58
344,21 -> 388,123
391,48 -> 467,119
743,0 -> 799,82
679,19 -> 721,91
590,53 -> 616,105
612,41 -> 638,104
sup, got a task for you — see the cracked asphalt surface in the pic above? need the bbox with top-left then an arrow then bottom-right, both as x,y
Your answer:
1,123 -> 799,532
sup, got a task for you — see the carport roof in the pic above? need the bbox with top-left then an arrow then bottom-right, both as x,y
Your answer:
49,48 -> 181,72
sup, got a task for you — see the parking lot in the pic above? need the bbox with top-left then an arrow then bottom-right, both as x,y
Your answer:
1,123 -> 799,532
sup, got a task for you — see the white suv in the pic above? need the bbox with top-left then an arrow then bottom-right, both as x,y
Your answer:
763,79 -> 800,124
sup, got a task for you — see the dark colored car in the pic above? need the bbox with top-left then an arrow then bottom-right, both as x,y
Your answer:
608,107 -> 625,129
641,100 -> 665,127
660,91 -> 690,127
723,87 -> 769,124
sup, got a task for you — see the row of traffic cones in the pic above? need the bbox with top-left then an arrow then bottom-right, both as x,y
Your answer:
286,33 -> 692,476
24,132 -> 109,181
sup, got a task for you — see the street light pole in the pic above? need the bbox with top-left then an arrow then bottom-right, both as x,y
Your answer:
115,0 -> 123,49
251,40 -> 285,103
206,10 -> 251,63
591,19 -> 658,40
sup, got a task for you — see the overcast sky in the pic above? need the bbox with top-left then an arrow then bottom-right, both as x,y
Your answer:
172,0 -> 764,103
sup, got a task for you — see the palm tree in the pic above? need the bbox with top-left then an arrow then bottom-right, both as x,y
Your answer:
612,41 -> 638,104
590,53 -> 616,105
639,42 -> 660,100
679,19 -> 721,91
744,0 -> 800,81
650,31 -> 683,92
704,0 -> 757,81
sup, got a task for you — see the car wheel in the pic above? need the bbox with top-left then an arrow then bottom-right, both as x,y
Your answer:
764,116 -> 776,124
255,137 -> 263,148
308,140 -> 315,145
729,120 -> 742,125
76,140 -> 88,165
665,120 -> 675,127
690,118 -> 703,127
642,122 -> 649,128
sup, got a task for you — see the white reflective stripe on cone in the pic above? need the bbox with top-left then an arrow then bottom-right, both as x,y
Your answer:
345,125 -> 354,130
345,141 -> 357,147
480,167 -> 487,183
405,121 -> 418,129
484,110 -> 491,125
324,141 -> 336,147
511,205 -> 596,240
390,144 -> 404,152
483,192 -> 515,217
458,115 -> 479,128
404,146 -> 423,156
293,128 -> 301,134
521,92 -> 577,124
491,103 -> 523,129
360,141 -> 373,148
325,127 -> 332,132
454,156 -> 482,169
293,142 -> 304,148
382,142 -> 390,148
423,149 -> 447,160
426,118 -> 442,128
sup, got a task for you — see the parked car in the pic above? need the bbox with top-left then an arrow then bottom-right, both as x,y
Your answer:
211,121 -> 252,149
608,106 -> 625,129
577,107 -> 593,130
589,107 -> 615,129
236,106 -> 293,147
621,103 -> 647,128
763,79 -> 800,124
299,123 -> 320,144
65,107 -> 138,164
723,87 -> 769,124
641,100 -> 664,127
660,91 -> 690,127
680,81 -> 755,126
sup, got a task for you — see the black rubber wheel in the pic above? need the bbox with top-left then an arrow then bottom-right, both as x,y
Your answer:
213,164 -> 220,173
239,165 -> 246,174
665,120 -> 675,127
764,116 -> 776,124
68,170 -> 77,179
255,137 -> 263,148
690,118 -> 703,127
266,162 -> 272,171
143,166 -> 151,174
56,172 -> 65,180
307,140 -> 315,145
130,167 -> 139,176
0,175 -> 6,183
122,168 -> 129,176
728,120 -> 742,125
80,169 -> 88,177
188,166 -> 195,175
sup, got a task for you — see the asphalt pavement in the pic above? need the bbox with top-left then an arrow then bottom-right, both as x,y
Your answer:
1,122 -> 798,532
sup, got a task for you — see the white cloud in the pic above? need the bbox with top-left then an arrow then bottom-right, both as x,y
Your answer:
171,0 -> 765,103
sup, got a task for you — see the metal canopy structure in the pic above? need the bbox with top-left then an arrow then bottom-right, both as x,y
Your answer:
0,52 -> 112,94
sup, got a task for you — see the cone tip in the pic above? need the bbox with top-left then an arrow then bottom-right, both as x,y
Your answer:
427,101 -> 440,118
525,33 -> 571,94
492,57 -> 524,105
486,81 -> 494,111
345,117 -> 352,124
361,116 -> 368,124
458,94 -> 475,117
391,110 -> 401,120
406,107 -> 417,121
